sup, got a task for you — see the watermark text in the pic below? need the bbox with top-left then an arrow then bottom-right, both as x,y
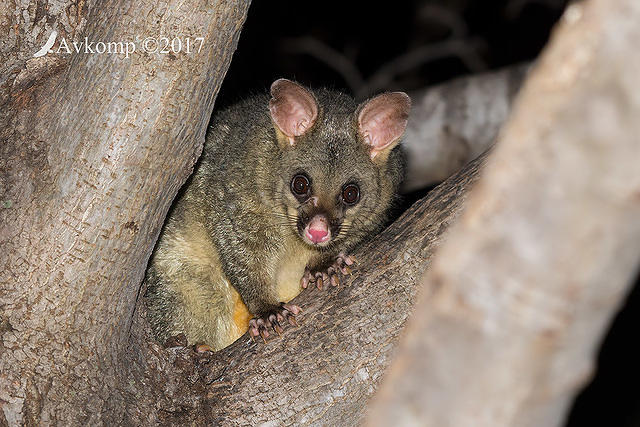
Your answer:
34,33 -> 205,58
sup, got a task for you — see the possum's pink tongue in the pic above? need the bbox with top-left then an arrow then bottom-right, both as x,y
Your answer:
305,216 -> 330,244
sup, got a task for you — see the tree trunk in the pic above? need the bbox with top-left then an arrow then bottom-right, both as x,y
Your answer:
0,0 -> 251,424
367,0 -> 640,425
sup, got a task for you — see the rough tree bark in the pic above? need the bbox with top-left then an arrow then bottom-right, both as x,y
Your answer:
367,0 -> 640,425
0,0 -> 251,424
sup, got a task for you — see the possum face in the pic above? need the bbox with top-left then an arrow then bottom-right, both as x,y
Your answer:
284,163 -> 364,248
268,79 -> 410,250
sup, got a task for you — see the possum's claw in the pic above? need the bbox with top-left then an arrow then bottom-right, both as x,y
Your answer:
195,343 -> 213,353
335,252 -> 354,274
301,269 -> 328,289
248,318 -> 270,342
301,252 -> 355,290
248,303 -> 301,343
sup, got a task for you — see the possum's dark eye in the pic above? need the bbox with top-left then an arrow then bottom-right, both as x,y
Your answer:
291,174 -> 310,197
342,184 -> 360,205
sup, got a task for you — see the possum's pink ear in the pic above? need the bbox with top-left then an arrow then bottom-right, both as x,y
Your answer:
357,92 -> 411,160
269,79 -> 318,146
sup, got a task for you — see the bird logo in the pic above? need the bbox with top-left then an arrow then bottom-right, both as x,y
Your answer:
33,31 -> 57,57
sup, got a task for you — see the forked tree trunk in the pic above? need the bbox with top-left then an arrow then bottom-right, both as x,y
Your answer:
0,1 -> 251,424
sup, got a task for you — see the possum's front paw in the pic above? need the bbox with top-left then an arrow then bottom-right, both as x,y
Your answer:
248,303 -> 302,342
301,252 -> 355,290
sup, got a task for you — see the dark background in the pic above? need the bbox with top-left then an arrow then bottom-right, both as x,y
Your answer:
216,1 -> 639,426
217,0 -> 567,105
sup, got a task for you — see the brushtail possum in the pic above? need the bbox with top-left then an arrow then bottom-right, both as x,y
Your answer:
145,79 -> 410,351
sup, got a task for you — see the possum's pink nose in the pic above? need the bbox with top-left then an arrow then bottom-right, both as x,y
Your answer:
305,216 -> 330,244
308,228 -> 329,243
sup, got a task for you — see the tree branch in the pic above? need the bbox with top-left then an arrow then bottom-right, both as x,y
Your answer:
402,64 -> 529,192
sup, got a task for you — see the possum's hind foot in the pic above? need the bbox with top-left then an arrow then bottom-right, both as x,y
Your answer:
301,252 -> 355,290
248,303 -> 302,342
